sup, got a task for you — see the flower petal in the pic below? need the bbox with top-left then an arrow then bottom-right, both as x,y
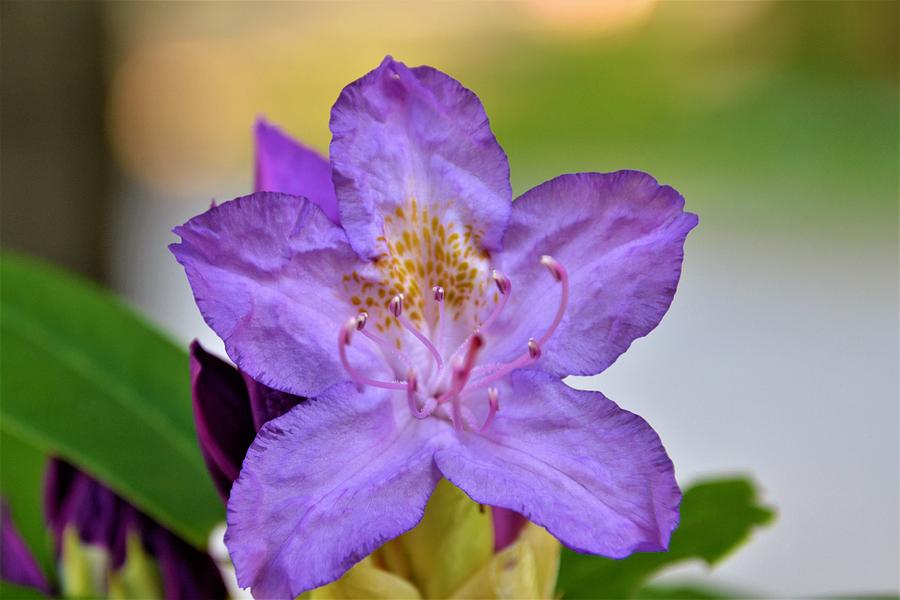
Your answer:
171,192 -> 380,398
255,118 -> 340,224
1,500 -> 50,594
330,56 -> 511,258
491,171 -> 697,377
190,341 -> 258,501
390,479 -> 493,598
225,384 -> 447,599
449,522 -> 560,600
434,370 -> 680,558
311,556 -> 422,599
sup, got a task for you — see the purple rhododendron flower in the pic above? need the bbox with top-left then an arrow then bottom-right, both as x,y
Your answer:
45,459 -> 227,599
171,56 -> 697,599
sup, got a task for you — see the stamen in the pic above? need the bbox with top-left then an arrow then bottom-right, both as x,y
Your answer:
338,317 -> 407,390
392,293 -> 444,370
356,311 -> 413,369
433,285 -> 446,351
536,255 -> 569,347
446,271 -> 510,371
480,270 -> 511,331
468,256 -> 568,391
480,387 -> 500,432
467,340 -> 536,392
406,370 -> 437,419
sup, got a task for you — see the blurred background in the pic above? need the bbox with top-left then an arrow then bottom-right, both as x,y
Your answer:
1,1 -> 897,597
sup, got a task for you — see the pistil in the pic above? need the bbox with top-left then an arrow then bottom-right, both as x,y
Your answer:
406,371 -> 437,419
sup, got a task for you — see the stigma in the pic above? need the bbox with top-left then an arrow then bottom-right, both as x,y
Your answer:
337,255 -> 569,431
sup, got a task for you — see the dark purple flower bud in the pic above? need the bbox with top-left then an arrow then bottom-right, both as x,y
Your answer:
150,526 -> 229,600
44,459 -> 129,568
190,341 -> 304,502
44,459 -> 226,599
1,500 -> 51,595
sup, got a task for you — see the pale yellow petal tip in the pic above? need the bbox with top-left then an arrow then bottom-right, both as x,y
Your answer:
450,523 -> 561,600
311,489 -> 561,600
311,557 -> 422,600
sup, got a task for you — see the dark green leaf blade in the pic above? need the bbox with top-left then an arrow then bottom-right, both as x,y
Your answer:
556,477 -> 775,599
0,429 -> 54,582
634,583 -> 737,599
0,253 -> 222,548
0,581 -> 49,600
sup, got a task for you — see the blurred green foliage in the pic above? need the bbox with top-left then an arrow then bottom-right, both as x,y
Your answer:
0,581 -> 48,600
556,478 -> 775,599
0,253 -> 222,550
465,2 -> 898,236
0,431 -> 53,581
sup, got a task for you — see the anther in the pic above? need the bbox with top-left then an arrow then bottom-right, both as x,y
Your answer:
479,272 -> 511,332
492,270 -> 512,295
535,255 -> 569,347
356,311 -> 368,331
480,387 -> 500,432
527,338 -> 541,359
434,284 -> 447,350
540,255 -> 564,282
389,294 -> 404,318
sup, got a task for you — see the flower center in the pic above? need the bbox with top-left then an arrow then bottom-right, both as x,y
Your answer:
338,255 -> 569,432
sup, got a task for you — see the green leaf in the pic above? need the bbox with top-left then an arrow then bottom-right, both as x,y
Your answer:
634,583 -> 733,599
0,581 -> 49,600
556,477 -> 775,599
0,429 -> 54,582
0,253 -> 222,548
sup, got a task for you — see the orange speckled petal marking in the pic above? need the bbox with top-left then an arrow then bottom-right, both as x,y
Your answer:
342,199 -> 497,357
